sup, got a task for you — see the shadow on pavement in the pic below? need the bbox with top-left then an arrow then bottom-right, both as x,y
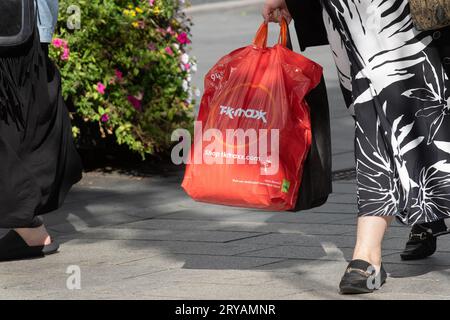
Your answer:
15,165 -> 447,298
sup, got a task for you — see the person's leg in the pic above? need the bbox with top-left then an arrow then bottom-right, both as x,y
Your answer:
353,216 -> 394,271
339,216 -> 393,294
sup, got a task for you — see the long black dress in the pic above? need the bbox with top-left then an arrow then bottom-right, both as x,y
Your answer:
0,28 -> 82,228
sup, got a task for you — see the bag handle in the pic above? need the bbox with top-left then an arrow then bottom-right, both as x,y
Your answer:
253,17 -> 289,49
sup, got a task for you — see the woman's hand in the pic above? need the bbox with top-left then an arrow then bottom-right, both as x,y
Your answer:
262,0 -> 292,24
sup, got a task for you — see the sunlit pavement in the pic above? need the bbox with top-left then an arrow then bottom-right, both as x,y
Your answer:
1,3 -> 450,300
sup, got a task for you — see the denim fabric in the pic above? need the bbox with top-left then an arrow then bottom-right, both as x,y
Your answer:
37,0 -> 59,43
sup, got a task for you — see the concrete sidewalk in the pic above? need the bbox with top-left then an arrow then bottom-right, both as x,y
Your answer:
2,172 -> 450,300
1,4 -> 450,300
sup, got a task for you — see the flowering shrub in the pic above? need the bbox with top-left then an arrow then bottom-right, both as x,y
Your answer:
51,0 -> 196,156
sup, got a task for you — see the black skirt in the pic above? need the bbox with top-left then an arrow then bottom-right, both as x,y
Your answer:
0,30 -> 82,228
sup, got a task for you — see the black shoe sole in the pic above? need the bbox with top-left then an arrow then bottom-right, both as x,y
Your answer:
339,285 -> 374,295
339,279 -> 386,295
400,251 -> 434,261
0,231 -> 60,262
0,248 -> 59,262
42,242 -> 60,256
400,243 -> 436,261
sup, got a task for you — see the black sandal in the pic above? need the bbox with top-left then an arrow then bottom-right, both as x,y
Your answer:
339,259 -> 387,294
0,230 -> 59,262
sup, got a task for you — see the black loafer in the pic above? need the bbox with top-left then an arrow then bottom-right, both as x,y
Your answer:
400,221 -> 447,261
0,230 -> 59,262
339,259 -> 387,294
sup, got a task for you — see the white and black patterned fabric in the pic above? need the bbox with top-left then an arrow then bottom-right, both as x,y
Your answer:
322,0 -> 450,225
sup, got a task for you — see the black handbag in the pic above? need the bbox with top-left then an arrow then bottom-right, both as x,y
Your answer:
0,0 -> 37,126
284,30 -> 333,211
284,0 -> 333,210
0,0 -> 36,50
293,76 -> 333,211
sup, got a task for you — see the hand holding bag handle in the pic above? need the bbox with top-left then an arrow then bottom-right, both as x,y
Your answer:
253,17 -> 290,49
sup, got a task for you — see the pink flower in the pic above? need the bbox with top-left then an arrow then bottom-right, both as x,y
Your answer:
149,0 -> 155,6
52,38 -> 64,48
52,38 -> 68,48
177,32 -> 191,45
115,69 -> 123,81
166,26 -> 176,35
100,113 -> 109,122
128,95 -> 142,111
52,38 -> 70,60
61,47 -> 70,60
96,82 -> 106,95
183,63 -> 191,71
165,46 -> 174,56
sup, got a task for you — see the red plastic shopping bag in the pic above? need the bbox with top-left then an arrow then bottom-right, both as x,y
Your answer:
182,19 -> 323,210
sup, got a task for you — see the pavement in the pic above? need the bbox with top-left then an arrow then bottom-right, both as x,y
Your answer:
2,3 -> 450,300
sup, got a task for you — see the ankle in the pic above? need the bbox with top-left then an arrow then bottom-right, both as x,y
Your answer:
353,247 -> 382,271
352,256 -> 382,273
14,225 -> 52,246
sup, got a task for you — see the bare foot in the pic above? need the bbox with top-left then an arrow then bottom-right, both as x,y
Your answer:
14,225 -> 52,246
